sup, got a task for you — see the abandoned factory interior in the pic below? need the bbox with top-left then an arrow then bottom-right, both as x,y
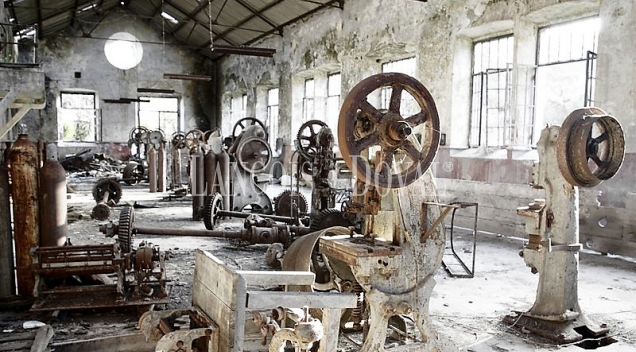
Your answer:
1,0 -> 635,351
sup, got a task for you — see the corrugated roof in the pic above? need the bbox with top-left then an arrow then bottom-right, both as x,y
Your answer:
2,0 -> 344,60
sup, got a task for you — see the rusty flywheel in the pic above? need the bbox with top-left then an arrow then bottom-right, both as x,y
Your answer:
556,107 -> 625,188
338,72 -> 440,189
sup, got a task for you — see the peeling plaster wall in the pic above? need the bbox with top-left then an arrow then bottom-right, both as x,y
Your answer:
29,8 -> 215,158
215,0 -> 636,243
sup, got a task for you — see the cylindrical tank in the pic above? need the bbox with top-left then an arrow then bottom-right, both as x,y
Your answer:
157,142 -> 167,192
0,147 -> 15,297
204,149 -> 217,196
172,148 -> 182,189
9,133 -> 40,296
190,146 -> 205,220
216,149 -> 231,210
39,143 -> 67,247
148,147 -> 158,193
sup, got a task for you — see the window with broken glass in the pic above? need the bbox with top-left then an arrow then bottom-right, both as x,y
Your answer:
58,92 -> 99,142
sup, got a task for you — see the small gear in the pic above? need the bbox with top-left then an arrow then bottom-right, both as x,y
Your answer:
203,192 -> 224,230
118,206 -> 135,254
273,190 -> 308,217
310,209 -> 352,231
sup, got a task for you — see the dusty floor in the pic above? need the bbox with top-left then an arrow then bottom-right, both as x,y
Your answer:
1,177 -> 636,351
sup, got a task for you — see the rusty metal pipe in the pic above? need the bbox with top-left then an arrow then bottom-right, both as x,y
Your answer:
215,209 -> 301,225
91,190 -> 111,221
9,133 -> 40,296
135,226 -> 248,238
148,147 -> 158,193
157,143 -> 166,192
0,149 -> 15,297
39,144 -> 67,247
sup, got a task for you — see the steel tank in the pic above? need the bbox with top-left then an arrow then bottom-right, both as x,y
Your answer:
204,148 -> 217,196
157,142 -> 166,192
148,147 -> 158,193
190,146 -> 205,220
216,149 -> 230,210
0,147 -> 15,297
171,148 -> 182,189
9,133 -> 40,296
39,143 -> 67,247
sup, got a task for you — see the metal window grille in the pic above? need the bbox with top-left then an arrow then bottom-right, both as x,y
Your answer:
469,36 -> 514,147
585,51 -> 597,107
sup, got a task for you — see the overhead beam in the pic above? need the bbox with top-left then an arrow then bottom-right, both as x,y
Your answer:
69,0 -> 80,27
200,0 -> 285,51
34,0 -> 99,30
244,0 -> 341,46
170,0 -> 208,36
35,0 -> 42,39
163,0 -> 238,46
233,0 -> 279,34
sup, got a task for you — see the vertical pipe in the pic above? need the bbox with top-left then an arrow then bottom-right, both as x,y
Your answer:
9,133 -> 39,296
216,149 -> 230,210
172,148 -> 182,189
157,142 -> 166,192
148,147 -> 157,193
39,143 -> 67,247
204,149 -> 217,196
0,147 -> 15,297
190,147 -> 205,220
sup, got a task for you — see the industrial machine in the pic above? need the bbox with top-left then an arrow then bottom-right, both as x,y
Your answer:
200,118 -> 275,227
283,72 -> 457,351
505,107 -> 624,345
32,208 -> 170,311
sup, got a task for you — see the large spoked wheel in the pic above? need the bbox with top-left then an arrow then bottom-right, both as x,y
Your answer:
118,206 -> 135,254
295,120 -> 328,160
556,107 -> 625,187
129,126 -> 150,145
171,132 -> 186,149
338,72 -> 440,189
236,137 -> 272,173
203,192 -> 224,230
185,129 -> 205,149
232,117 -> 268,139
92,178 -> 122,204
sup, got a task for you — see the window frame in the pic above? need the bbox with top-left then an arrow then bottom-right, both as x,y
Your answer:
58,91 -> 100,143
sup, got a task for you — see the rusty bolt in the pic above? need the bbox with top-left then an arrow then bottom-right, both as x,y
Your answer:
531,267 -> 538,274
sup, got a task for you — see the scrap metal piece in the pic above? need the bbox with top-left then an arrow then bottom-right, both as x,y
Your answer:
92,177 -> 122,205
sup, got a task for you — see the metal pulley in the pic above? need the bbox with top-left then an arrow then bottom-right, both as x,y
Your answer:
235,136 -> 272,173
295,119 -> 328,160
556,107 -> 625,188
338,72 -> 440,189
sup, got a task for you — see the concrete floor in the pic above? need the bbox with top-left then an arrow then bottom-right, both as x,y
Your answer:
5,179 -> 636,352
